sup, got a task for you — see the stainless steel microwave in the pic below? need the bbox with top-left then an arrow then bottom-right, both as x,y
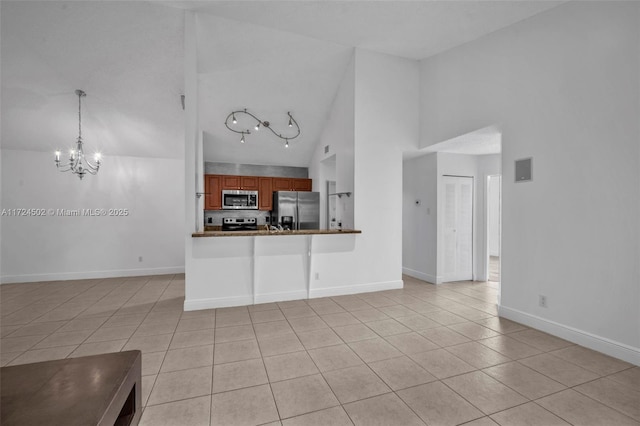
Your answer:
222,190 -> 258,210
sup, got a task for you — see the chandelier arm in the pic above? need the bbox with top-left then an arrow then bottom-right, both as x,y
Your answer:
224,109 -> 300,141
78,156 -> 96,170
82,158 -> 100,171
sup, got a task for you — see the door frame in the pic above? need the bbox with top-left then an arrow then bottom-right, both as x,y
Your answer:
485,174 -> 502,283
441,174 -> 474,283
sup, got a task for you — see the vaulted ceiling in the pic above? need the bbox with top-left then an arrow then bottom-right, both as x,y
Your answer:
1,1 -> 185,159
171,1 -> 563,60
1,1 -> 562,165
197,14 -> 353,167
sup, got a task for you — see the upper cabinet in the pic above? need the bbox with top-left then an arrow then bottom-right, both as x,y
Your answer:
221,175 -> 259,190
272,177 -> 312,192
205,174 -> 312,211
204,175 -> 221,210
292,178 -> 312,191
272,177 -> 292,192
258,178 -> 273,211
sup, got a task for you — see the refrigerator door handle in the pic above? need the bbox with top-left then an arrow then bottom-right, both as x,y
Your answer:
295,195 -> 300,230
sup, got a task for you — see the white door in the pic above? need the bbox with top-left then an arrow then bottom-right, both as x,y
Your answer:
442,176 -> 473,282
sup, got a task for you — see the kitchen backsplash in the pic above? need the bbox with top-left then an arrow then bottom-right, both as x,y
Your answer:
205,162 -> 307,178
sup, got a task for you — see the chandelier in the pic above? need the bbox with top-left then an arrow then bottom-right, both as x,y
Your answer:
225,108 -> 300,148
55,89 -> 101,180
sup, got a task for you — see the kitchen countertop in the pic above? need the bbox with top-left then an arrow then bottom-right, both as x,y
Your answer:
192,229 -> 362,237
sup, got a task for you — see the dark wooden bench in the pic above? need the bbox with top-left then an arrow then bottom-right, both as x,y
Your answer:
1,350 -> 141,426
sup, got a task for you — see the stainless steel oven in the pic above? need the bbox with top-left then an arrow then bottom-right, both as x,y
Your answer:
222,190 -> 258,210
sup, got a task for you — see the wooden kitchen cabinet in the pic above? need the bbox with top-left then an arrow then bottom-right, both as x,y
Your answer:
271,177 -> 292,192
241,176 -> 259,190
258,177 -> 273,210
291,178 -> 312,191
221,175 -> 241,189
271,177 -> 312,192
204,175 -> 221,210
204,174 -> 312,211
221,175 -> 259,190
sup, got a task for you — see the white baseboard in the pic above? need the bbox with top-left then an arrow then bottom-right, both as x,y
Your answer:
499,305 -> 640,366
184,295 -> 253,311
309,280 -> 403,299
402,267 -> 437,284
255,290 -> 308,304
184,281 -> 403,311
1,266 -> 185,284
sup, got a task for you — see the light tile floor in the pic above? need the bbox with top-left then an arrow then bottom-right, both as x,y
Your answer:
1,274 -> 639,426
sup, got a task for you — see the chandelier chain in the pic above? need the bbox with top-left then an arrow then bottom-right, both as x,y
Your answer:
78,90 -> 82,140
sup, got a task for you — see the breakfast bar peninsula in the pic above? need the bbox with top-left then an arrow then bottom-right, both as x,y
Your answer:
182,228 -> 403,311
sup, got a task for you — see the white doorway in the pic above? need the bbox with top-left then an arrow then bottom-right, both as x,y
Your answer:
487,175 -> 501,282
326,180 -> 337,229
320,155 -> 336,230
442,175 -> 474,282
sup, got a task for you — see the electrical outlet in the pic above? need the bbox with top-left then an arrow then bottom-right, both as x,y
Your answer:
138,256 -> 143,262
539,295 -> 547,308
315,272 -> 320,280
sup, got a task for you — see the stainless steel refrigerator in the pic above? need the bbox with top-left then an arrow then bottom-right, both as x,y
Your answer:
272,191 -> 320,230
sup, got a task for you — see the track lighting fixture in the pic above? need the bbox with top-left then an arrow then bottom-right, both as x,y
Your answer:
225,109 -> 300,147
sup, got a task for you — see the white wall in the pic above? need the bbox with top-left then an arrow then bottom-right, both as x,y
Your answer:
312,49 -> 421,297
402,153 -> 437,282
309,55 -> 356,230
1,149 -> 184,282
350,49 -> 420,286
420,2 -> 640,363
